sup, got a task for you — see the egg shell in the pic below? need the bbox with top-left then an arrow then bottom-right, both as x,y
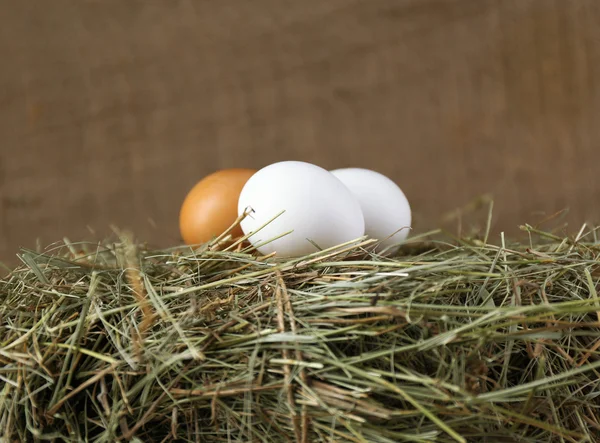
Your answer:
330,168 -> 411,251
179,168 -> 256,245
238,161 -> 365,257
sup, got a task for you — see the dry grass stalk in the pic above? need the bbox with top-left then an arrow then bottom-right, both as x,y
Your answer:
1,224 -> 600,442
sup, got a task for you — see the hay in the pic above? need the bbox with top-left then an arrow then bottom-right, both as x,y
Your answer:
2,225 -> 600,442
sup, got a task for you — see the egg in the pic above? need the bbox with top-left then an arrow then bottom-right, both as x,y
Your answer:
179,168 -> 256,245
237,161 -> 365,257
330,168 -> 411,251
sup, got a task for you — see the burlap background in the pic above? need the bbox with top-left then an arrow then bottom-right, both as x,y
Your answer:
1,0 -> 599,264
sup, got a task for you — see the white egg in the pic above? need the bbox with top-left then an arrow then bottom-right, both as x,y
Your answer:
330,168 -> 411,251
238,161 -> 365,257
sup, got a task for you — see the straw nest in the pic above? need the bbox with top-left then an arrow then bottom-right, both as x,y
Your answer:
2,225 -> 600,443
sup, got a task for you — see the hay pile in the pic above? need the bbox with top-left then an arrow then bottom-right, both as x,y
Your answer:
2,226 -> 600,442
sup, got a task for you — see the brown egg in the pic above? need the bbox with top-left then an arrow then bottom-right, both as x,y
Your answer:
179,168 -> 256,245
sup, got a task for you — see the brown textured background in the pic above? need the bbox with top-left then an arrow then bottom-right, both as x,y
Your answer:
1,0 -> 599,264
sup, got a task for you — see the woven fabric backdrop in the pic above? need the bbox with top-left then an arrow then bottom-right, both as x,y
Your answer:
1,0 -> 599,264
